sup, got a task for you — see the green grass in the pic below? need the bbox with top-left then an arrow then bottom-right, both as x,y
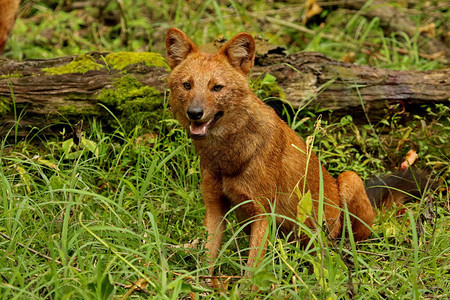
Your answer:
5,0 -> 449,70
0,98 -> 448,298
1,0 -> 449,298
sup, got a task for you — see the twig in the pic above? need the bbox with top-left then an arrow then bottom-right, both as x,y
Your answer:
171,271 -> 241,280
356,249 -> 397,259
262,16 -> 316,35
115,0 -> 128,46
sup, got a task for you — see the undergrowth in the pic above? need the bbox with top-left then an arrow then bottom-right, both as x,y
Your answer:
5,0 -> 449,70
0,97 -> 448,298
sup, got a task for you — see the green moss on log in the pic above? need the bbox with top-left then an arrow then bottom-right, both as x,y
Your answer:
0,96 -> 11,116
104,52 -> 168,70
42,52 -> 168,75
97,75 -> 166,131
43,54 -> 104,75
0,72 -> 24,79
57,105 -> 101,116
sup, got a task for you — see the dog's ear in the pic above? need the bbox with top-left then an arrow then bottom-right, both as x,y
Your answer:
218,33 -> 255,75
166,28 -> 198,69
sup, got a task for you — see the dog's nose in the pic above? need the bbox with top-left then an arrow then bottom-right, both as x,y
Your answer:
187,106 -> 204,120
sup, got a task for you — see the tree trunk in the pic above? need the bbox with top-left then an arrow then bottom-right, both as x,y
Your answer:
0,51 -> 448,137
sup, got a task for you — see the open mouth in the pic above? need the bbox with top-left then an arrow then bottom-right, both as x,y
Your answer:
189,111 -> 224,139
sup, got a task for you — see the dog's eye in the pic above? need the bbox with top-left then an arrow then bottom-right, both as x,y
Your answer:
213,85 -> 223,92
183,82 -> 191,90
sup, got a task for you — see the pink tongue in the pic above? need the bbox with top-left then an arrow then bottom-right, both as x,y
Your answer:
190,122 -> 208,135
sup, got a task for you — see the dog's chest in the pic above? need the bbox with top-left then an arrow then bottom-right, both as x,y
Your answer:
220,171 -> 279,207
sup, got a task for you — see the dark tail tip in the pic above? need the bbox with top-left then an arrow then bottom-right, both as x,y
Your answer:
365,168 -> 431,209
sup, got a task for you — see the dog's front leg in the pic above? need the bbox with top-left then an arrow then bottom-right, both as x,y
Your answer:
203,202 -> 227,269
201,171 -> 228,275
246,216 -> 269,272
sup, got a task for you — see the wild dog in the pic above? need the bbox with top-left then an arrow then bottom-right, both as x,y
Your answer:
0,0 -> 20,52
165,28 -> 427,273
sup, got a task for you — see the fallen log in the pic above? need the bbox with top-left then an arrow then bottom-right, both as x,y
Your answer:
0,51 -> 448,137
254,52 -> 449,115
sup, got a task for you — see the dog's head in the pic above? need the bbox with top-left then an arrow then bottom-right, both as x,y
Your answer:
166,28 -> 256,140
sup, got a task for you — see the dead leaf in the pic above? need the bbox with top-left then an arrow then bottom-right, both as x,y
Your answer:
341,52 -> 355,63
171,238 -> 202,249
121,278 -> 149,299
419,23 -> 436,37
136,132 -> 158,146
400,149 -> 418,170
303,0 -> 323,24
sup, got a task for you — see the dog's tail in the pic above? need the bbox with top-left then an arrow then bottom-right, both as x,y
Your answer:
365,169 -> 431,209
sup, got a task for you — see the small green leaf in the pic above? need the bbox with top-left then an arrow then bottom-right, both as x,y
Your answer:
297,190 -> 313,223
62,138 -> 74,157
250,270 -> 278,291
380,119 -> 390,126
16,165 -> 32,194
261,73 -> 276,85
37,158 -> 59,170
49,175 -> 68,190
87,258 -> 115,300
81,138 -> 99,158
178,281 -> 210,293
99,273 -> 114,300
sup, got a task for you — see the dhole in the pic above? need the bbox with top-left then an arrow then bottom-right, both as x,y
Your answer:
0,0 -> 20,52
166,28 -> 426,273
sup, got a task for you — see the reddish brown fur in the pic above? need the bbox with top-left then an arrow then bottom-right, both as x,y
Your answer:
0,0 -> 20,52
166,28 -> 376,272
